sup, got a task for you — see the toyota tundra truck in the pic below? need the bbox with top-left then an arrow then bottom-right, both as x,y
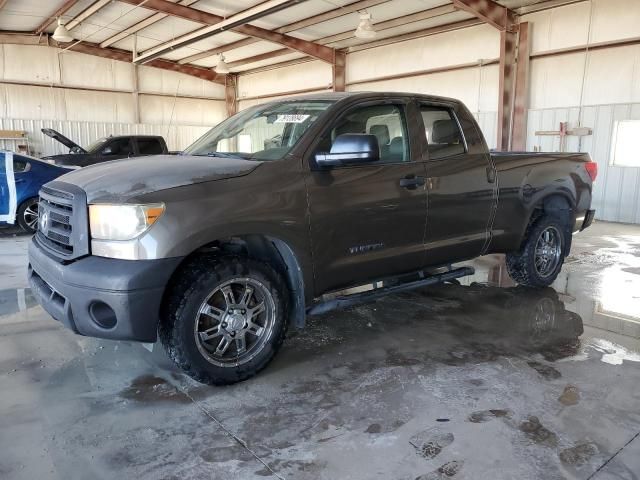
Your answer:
27,92 -> 597,385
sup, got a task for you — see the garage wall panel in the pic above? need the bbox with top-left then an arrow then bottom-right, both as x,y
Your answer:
0,84 -> 67,120
238,61 -> 332,99
523,0 -> 640,54
346,25 -> 500,84
1,44 -> 61,84
137,66 -> 225,99
138,95 -> 226,126
526,103 -> 640,224
59,51 -> 134,91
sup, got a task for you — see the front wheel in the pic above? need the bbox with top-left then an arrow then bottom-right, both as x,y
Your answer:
159,256 -> 288,385
17,197 -> 39,233
506,215 -> 567,287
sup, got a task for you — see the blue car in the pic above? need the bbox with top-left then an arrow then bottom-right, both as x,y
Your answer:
0,151 -> 71,233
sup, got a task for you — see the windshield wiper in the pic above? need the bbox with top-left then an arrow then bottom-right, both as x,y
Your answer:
201,152 -> 251,159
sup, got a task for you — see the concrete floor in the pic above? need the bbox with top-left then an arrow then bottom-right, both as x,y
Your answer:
1,222 -> 639,480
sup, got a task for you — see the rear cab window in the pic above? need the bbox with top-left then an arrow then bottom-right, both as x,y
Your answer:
137,138 -> 164,155
419,105 -> 466,160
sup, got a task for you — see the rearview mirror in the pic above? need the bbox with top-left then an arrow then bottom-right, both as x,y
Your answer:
315,134 -> 380,167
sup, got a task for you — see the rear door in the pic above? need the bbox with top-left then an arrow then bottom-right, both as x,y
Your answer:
417,101 -> 497,266
305,98 -> 428,294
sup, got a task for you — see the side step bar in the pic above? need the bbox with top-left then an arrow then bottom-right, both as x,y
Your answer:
307,266 -> 475,316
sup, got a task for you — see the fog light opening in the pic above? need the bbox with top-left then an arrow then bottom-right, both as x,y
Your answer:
89,301 -> 117,330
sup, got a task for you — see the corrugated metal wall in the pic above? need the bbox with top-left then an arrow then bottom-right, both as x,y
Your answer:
0,118 -> 210,157
527,103 -> 640,224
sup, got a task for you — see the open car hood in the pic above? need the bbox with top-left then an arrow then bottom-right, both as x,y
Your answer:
41,128 -> 87,153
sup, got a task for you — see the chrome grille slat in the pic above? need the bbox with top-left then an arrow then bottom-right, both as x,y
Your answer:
38,185 -> 76,258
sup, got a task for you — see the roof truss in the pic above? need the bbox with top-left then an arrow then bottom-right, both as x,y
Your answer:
451,0 -> 518,31
34,0 -> 81,35
118,0 -> 336,64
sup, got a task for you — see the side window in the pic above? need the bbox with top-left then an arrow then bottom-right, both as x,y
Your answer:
319,104 -> 410,164
13,159 -> 30,172
137,138 -> 164,155
420,105 -> 465,160
102,138 -> 132,156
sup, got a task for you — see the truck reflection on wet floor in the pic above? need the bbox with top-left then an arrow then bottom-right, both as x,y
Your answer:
0,280 -> 583,370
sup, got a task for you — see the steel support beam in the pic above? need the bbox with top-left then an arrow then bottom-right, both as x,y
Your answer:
34,0 -> 81,35
119,0 -> 335,64
225,74 -> 238,117
333,51 -> 346,92
497,29 -> 517,151
512,22 -> 530,151
451,0 -> 517,31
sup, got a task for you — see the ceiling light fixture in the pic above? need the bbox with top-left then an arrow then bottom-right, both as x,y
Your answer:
214,54 -> 230,74
354,11 -> 376,39
52,18 -> 74,43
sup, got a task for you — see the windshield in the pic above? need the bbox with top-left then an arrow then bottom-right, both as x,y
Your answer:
184,100 -> 334,160
86,137 -> 109,154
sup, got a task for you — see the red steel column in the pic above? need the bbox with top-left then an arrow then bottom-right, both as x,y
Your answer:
512,22 -> 530,151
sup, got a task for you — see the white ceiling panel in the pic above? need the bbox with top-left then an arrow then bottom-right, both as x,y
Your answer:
327,9 -> 474,49
290,0 -> 450,40
250,0 -> 354,30
62,2 -> 160,44
190,0 -> 267,17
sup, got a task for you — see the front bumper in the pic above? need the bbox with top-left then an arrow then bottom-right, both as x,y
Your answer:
28,237 -> 183,342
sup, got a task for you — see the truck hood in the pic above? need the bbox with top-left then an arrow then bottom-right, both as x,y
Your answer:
56,154 -> 262,203
41,128 -> 86,153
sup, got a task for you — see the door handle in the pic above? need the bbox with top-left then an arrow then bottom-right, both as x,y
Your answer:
14,179 -> 25,183
399,175 -> 426,189
486,166 -> 496,183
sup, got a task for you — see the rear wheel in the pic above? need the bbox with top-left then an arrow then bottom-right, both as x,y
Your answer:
159,255 -> 288,385
506,214 -> 567,287
17,197 -> 39,233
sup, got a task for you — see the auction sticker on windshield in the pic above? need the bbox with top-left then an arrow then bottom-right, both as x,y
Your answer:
275,114 -> 310,123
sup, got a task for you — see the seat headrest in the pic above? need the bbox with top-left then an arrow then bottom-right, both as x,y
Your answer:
369,124 -> 390,146
389,137 -> 404,158
431,120 -> 460,144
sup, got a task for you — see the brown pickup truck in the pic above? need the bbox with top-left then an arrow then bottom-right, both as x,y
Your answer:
28,92 -> 597,385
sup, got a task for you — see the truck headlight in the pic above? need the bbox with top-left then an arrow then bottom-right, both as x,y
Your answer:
89,204 -> 165,241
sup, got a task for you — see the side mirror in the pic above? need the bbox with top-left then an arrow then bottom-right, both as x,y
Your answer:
315,134 -> 380,168
102,147 -> 113,155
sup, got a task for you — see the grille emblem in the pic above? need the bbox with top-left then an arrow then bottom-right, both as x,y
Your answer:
39,209 -> 49,234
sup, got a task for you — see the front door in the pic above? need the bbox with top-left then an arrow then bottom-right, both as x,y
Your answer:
418,102 -> 496,266
305,99 -> 428,294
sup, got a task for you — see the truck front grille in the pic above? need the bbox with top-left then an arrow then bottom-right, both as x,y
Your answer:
36,182 -> 89,261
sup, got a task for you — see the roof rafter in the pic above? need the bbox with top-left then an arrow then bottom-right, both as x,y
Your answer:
66,0 -> 111,31
100,0 -> 199,48
451,0 -> 518,32
118,0 -> 336,64
177,0 -> 391,65
34,0 -> 81,35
